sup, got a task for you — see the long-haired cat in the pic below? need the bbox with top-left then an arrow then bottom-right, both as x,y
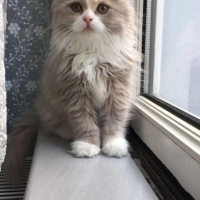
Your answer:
5,0 -> 141,183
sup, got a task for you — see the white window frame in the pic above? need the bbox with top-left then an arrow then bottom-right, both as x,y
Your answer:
133,1 -> 200,199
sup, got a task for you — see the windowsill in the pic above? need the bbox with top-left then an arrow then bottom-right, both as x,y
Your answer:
24,133 -> 158,200
133,96 -> 200,163
132,95 -> 200,200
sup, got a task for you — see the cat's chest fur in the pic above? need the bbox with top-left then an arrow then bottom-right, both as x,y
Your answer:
72,53 -> 108,107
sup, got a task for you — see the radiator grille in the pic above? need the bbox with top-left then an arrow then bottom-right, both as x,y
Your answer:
0,158 -> 32,200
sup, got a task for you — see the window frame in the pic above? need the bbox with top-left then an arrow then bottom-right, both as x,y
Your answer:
132,2 -> 200,198
140,0 -> 200,130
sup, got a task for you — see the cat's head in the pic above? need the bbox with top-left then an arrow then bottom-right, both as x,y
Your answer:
51,0 -> 137,54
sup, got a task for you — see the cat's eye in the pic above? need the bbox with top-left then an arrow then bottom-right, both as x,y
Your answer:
70,3 -> 82,13
97,4 -> 109,14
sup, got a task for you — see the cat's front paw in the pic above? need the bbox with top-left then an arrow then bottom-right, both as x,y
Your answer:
102,137 -> 129,157
71,141 -> 100,158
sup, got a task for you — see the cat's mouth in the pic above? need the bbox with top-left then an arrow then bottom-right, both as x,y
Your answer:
83,25 -> 94,31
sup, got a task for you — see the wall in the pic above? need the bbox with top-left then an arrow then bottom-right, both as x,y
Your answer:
5,0 -> 51,132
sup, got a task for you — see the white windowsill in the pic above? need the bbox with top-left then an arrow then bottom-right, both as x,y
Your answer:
132,96 -> 200,200
24,133 -> 158,200
133,96 -> 200,162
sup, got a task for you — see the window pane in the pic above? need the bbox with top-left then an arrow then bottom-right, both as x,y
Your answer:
151,0 -> 200,119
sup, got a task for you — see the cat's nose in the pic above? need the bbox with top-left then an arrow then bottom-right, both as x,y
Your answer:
83,16 -> 93,24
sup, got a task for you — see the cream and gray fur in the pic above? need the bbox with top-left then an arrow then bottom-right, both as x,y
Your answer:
5,0 -> 141,183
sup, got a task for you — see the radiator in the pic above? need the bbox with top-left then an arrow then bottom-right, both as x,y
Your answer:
0,158 -> 32,200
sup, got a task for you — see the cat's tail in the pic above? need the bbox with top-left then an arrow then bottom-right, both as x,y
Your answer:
5,108 -> 39,184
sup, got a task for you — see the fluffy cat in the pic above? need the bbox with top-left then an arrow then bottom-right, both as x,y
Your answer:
5,0 -> 141,183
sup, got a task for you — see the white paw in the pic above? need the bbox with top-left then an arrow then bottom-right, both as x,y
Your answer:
102,137 -> 129,157
71,141 -> 100,158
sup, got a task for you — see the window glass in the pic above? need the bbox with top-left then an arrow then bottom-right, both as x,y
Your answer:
150,0 -> 200,119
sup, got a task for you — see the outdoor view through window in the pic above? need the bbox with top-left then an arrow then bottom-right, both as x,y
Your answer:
151,0 -> 200,119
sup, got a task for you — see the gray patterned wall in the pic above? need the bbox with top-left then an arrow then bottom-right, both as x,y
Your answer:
5,0 -> 51,132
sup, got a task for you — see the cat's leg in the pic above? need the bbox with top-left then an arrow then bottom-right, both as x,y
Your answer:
37,95 -> 100,157
100,79 -> 133,157
101,121 -> 129,157
71,126 -> 100,158
71,123 -> 100,158
69,97 -> 100,158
